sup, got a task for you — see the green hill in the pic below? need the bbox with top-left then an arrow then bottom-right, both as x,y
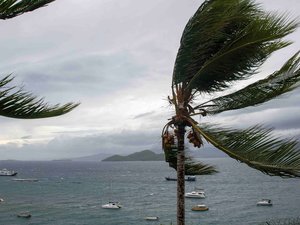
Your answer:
102,150 -> 164,161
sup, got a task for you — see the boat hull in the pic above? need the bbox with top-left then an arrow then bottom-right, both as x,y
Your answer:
145,216 -> 159,221
165,176 -> 196,181
101,202 -> 122,209
17,212 -> 31,218
102,206 -> 121,209
192,206 -> 209,211
257,199 -> 272,206
185,191 -> 206,198
185,195 -> 205,199
0,172 -> 17,176
257,203 -> 273,206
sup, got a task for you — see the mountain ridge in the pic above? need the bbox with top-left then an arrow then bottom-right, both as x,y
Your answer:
102,150 -> 164,161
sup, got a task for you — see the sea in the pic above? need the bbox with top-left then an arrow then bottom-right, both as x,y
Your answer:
0,158 -> 299,225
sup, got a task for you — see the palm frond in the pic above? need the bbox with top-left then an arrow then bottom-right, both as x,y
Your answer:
0,75 -> 79,119
0,0 -> 54,20
185,157 -> 218,175
165,150 -> 218,176
199,51 -> 300,114
190,122 -> 300,178
172,0 -> 298,93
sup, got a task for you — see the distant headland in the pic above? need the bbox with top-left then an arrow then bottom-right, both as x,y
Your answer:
102,150 -> 164,161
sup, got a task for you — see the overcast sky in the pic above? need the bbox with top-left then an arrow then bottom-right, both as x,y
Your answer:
0,0 -> 300,160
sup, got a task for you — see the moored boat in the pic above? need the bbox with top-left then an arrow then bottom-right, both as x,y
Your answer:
186,176 -> 196,181
165,176 -> 196,181
165,177 -> 177,181
145,216 -> 159,221
257,199 -> 272,206
101,202 -> 122,209
185,190 -> 205,198
191,204 -> 209,211
17,211 -> 31,218
0,168 -> 17,176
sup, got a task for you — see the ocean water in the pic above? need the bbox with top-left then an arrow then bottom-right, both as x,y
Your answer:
0,158 -> 299,225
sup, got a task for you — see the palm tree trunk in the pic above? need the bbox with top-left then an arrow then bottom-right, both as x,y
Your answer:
177,123 -> 186,225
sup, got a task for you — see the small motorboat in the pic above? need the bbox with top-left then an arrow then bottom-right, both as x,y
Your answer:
0,168 -> 17,176
186,176 -> 196,181
101,202 -> 122,209
145,216 -> 159,221
191,204 -> 209,211
0,198 -> 4,202
257,199 -> 272,206
17,211 -> 31,218
185,191 -> 205,198
165,176 -> 196,181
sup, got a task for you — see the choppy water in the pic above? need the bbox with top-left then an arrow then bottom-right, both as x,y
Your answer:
0,158 -> 299,225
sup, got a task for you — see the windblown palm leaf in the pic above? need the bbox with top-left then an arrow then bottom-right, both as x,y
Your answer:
185,157 -> 218,175
173,0 -> 298,93
0,0 -> 54,19
0,75 -> 79,119
191,122 -> 300,178
198,51 -> 300,114
165,150 -> 217,175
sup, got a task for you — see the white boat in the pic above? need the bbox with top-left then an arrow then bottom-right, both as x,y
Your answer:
191,204 -> 209,211
145,216 -> 159,221
101,202 -> 122,209
257,199 -> 272,206
0,198 -> 4,202
185,191 -> 205,198
0,168 -> 17,176
17,211 -> 31,218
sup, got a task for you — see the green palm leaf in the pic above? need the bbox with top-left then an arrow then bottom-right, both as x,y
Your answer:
198,51 -> 300,114
185,157 -> 218,175
0,0 -> 54,19
165,150 -> 218,176
0,75 -> 79,119
190,121 -> 300,178
172,0 -> 298,93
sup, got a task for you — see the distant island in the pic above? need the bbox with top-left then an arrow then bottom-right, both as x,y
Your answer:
102,150 -> 164,161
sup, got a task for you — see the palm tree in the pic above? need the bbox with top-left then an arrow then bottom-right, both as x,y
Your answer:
162,0 -> 300,224
0,0 -> 78,118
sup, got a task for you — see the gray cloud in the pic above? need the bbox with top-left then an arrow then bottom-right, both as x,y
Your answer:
194,85 -> 300,146
0,129 -> 161,160
4,52 -> 145,102
132,111 -> 156,119
20,135 -> 32,140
